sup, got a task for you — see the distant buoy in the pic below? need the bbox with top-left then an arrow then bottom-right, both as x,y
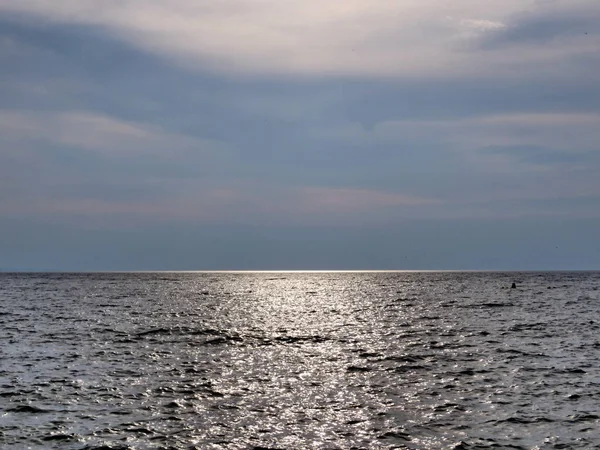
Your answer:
511,283 -> 516,289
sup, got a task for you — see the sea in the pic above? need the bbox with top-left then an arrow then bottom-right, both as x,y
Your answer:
1,271 -> 599,449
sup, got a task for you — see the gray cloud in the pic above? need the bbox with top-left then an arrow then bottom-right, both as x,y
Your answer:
2,0 -> 599,80
481,8 -> 600,48
480,145 -> 595,166
1,5 -> 600,269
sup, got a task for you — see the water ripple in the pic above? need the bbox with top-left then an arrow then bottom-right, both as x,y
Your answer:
1,271 -> 599,449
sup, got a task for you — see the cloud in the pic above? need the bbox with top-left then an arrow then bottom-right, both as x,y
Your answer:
480,3 -> 600,48
0,179 -> 441,227
0,109 -> 231,223
2,0 -> 598,78
324,112 -> 600,155
295,187 -> 437,211
0,110 -> 221,156
480,145 -> 589,166
1,4 -> 599,230
0,188 -> 242,223
315,111 -> 600,207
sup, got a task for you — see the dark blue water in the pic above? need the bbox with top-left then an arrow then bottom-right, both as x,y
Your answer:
1,271 -> 599,449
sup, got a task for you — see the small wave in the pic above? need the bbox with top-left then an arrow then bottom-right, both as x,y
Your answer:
6,404 -> 50,413
434,402 -> 466,412
453,440 -> 527,449
347,366 -> 371,373
41,433 -> 78,441
477,302 -> 514,308
508,322 -> 548,332
495,416 -> 554,424
378,429 -> 411,441
123,426 -> 155,435
496,349 -> 547,358
358,351 -> 382,358
557,368 -> 587,374
251,446 -> 286,450
390,364 -> 428,373
568,413 -> 600,422
80,445 -> 135,450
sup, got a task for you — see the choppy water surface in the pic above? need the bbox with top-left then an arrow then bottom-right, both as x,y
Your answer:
1,272 -> 599,449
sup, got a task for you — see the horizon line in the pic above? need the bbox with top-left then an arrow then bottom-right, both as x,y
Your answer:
1,269 -> 599,274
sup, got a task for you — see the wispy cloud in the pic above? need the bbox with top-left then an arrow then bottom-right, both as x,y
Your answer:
0,110 -> 221,156
0,180 -> 441,227
295,187 -> 438,212
323,112 -> 600,154
480,145 -> 588,166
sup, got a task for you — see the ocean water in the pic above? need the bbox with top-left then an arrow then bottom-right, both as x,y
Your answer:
1,271 -> 599,449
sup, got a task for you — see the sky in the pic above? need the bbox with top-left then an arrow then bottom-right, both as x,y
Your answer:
1,0 -> 599,271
